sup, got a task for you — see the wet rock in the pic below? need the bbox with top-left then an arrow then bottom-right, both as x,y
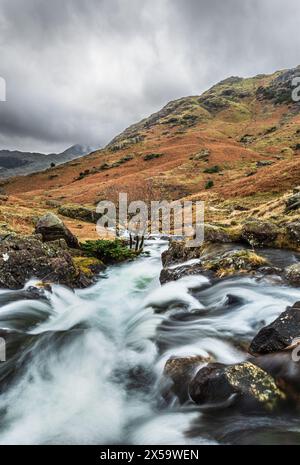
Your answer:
285,193 -> 300,213
160,261 -> 203,284
249,301 -> 300,354
189,361 -> 285,412
163,356 -> 211,403
202,249 -> 268,278
58,204 -> 102,223
0,235 -> 92,289
251,352 -> 300,404
286,222 -> 300,245
241,219 -> 281,247
285,264 -> 300,286
161,240 -> 199,267
160,241 -> 269,283
35,213 -> 79,249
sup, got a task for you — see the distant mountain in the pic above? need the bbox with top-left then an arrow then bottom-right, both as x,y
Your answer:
0,144 -> 95,178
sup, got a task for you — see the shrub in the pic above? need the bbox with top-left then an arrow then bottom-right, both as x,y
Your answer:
144,153 -> 163,161
205,180 -> 214,189
80,239 -> 136,264
203,165 -> 221,174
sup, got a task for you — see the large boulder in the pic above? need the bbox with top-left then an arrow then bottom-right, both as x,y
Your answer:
204,224 -> 236,243
201,249 -> 268,277
249,301 -> 300,354
0,235 -> 91,289
241,219 -> 281,247
285,193 -> 300,213
285,222 -> 300,245
58,204 -> 102,223
35,213 -> 79,248
189,361 -> 285,412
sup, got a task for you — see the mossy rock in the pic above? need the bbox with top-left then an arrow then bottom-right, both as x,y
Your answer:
241,219 -> 281,247
73,256 -> 105,278
189,361 -> 286,412
203,249 -> 268,278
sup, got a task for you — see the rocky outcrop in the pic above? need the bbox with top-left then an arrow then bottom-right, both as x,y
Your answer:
0,235 -> 96,289
58,204 -> 102,223
249,301 -> 300,355
189,361 -> 285,412
204,224 -> 236,243
35,213 -> 79,249
241,219 -> 281,247
160,240 -> 269,284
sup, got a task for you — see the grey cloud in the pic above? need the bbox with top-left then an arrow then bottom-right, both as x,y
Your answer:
0,0 -> 299,152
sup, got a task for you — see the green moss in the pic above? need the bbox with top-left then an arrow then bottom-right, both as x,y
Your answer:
73,256 -> 104,277
225,362 -> 286,411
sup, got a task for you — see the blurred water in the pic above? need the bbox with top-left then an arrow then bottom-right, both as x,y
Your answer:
0,240 -> 299,444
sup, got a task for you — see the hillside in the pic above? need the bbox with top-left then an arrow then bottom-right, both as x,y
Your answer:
2,65 -> 300,237
0,144 -> 94,179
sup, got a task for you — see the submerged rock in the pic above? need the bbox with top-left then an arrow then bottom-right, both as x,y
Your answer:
189,361 -> 285,412
249,301 -> 300,354
35,212 -> 79,249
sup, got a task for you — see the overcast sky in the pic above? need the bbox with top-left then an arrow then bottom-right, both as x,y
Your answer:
0,0 -> 300,153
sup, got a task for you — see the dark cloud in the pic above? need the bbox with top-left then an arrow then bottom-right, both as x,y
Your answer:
0,0 -> 299,152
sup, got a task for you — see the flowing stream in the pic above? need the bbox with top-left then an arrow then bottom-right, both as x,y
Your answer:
0,240 -> 300,445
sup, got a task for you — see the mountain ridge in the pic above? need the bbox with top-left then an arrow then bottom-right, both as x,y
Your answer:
2,64 -> 300,237
0,144 -> 95,178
